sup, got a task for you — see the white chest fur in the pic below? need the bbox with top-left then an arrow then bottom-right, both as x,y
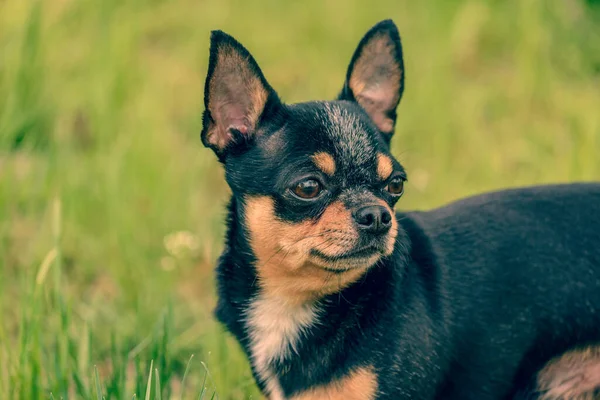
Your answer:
246,296 -> 319,400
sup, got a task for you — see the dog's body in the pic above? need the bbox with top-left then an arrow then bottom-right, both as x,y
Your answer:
216,184 -> 600,400
201,20 -> 600,399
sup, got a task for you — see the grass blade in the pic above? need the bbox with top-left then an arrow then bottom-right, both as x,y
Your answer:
198,367 -> 207,400
154,368 -> 162,400
94,365 -> 103,400
199,361 -> 218,400
180,354 -> 194,400
144,360 -> 153,400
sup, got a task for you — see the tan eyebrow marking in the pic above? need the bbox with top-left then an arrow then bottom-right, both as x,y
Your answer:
311,152 -> 336,176
377,153 -> 394,181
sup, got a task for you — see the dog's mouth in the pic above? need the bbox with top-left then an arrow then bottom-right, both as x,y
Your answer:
311,245 -> 381,261
309,245 -> 385,272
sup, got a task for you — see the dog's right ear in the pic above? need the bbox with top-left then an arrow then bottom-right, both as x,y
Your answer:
201,31 -> 280,161
338,20 -> 404,143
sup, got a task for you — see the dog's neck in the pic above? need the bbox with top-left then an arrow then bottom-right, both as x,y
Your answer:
214,197 -> 412,398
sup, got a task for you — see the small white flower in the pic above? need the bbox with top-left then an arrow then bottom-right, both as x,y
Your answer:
163,230 -> 200,259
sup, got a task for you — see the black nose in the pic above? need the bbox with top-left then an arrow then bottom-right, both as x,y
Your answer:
354,205 -> 392,234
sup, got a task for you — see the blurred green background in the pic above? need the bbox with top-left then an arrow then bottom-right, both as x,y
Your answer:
1,0 -> 599,398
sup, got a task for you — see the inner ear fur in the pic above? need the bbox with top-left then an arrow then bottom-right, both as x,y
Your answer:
339,19 -> 405,139
201,31 -> 279,159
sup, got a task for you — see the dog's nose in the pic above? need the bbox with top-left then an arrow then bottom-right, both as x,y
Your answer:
354,205 -> 392,234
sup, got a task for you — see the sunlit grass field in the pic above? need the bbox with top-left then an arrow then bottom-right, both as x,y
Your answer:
1,0 -> 599,398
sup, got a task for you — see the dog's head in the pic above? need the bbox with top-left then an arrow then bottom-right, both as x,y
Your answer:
202,20 -> 406,300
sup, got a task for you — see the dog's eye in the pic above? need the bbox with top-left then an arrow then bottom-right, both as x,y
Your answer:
387,178 -> 405,196
292,179 -> 322,199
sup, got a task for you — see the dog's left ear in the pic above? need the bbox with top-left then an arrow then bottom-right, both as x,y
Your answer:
339,20 -> 405,141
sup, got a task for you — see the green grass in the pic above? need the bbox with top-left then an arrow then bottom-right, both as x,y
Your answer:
1,0 -> 599,398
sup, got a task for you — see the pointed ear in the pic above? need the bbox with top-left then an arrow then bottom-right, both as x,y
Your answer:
201,31 -> 279,160
339,20 -> 405,141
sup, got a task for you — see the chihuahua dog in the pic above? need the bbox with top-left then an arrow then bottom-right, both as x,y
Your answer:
200,20 -> 600,399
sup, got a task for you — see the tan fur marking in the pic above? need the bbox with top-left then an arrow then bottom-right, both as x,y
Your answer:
377,153 -> 394,181
536,345 -> 600,400
349,33 -> 402,134
290,367 -> 378,400
206,43 -> 268,149
245,196 -> 371,303
311,152 -> 336,176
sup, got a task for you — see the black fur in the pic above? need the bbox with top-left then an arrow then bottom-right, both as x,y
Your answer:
201,20 -> 600,399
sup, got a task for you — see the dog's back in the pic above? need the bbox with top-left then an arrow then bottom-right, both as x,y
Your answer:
402,183 -> 600,398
